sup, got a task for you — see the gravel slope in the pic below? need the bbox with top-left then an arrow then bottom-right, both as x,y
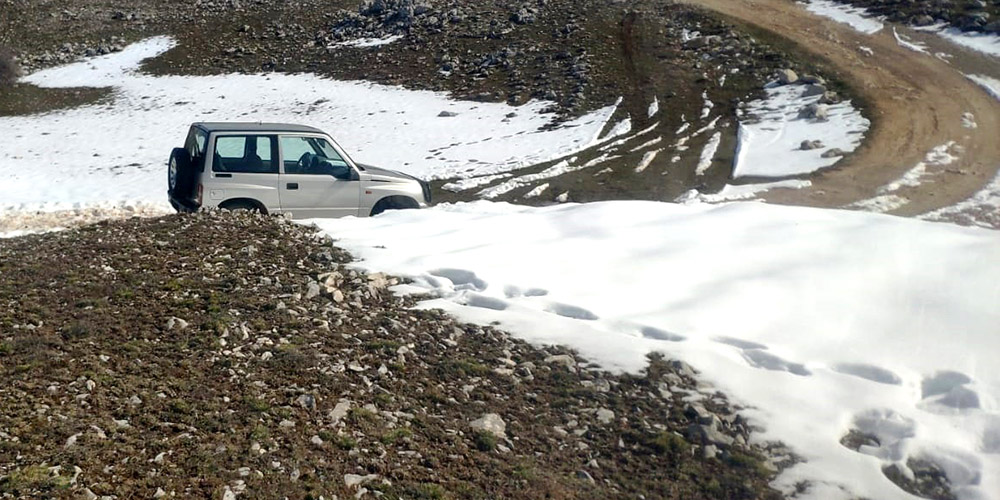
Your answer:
0,212 -> 784,499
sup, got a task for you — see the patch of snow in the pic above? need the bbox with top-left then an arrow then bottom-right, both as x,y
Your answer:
1,37 -> 620,213
936,27 -> 1000,58
522,183 -> 550,199
803,0 -> 884,35
893,27 -> 929,54
599,122 -> 659,152
597,114 -> 632,143
629,136 -> 663,153
858,45 -> 874,57
921,168 -> 1000,229
309,200 -> 1000,500
695,132 -> 722,176
700,91 -> 714,119
848,142 -> 959,213
962,112 -> 977,129
334,34 -> 403,48
733,83 -> 870,178
0,201 -> 171,237
676,180 -> 812,203
966,74 -> 1000,101
692,116 -> 722,137
634,149 -> 662,173
676,122 -> 690,135
647,97 -> 659,118
441,174 -> 512,193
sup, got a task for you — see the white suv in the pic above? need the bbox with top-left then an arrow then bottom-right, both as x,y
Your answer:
167,122 -> 431,218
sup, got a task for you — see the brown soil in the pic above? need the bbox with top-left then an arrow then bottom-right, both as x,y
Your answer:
687,0 -> 1000,216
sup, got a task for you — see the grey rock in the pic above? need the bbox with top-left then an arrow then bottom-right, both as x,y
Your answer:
305,281 -> 321,299
801,84 -> 827,97
296,394 -> 316,411
703,444 -> 719,459
819,91 -> 841,105
800,140 -> 824,150
800,74 -> 826,85
800,103 -> 829,121
545,354 -> 576,370
595,408 -> 615,424
777,68 -> 798,85
470,413 -> 506,438
438,110 -> 459,117
687,422 -> 735,448
344,473 -> 380,488
821,148 -> 846,158
575,469 -> 596,483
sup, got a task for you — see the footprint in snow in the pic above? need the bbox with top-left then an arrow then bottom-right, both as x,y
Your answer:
712,336 -> 809,376
427,268 -> 487,292
832,363 -> 902,385
640,326 -> 685,342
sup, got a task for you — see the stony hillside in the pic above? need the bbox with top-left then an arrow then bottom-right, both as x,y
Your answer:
0,212 -> 787,499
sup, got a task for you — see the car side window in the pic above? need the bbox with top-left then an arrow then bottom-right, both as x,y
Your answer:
281,136 -> 349,176
212,135 -> 278,174
184,128 -> 209,170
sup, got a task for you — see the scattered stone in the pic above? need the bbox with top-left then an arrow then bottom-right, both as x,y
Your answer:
438,110 -> 459,117
576,470 -> 596,483
153,487 -> 167,498
821,148 -> 846,158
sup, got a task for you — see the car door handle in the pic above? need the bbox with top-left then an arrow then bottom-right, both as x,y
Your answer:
287,183 -> 298,190
216,173 -> 232,178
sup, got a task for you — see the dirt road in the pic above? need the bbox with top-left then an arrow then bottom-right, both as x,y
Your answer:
686,0 -> 1000,216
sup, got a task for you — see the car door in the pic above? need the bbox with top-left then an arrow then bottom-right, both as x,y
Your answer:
278,134 -> 361,218
205,134 -> 280,210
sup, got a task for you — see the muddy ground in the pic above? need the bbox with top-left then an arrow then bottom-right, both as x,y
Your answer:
0,211 -> 788,499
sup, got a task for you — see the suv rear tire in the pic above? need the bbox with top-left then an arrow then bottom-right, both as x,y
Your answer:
168,148 -> 196,198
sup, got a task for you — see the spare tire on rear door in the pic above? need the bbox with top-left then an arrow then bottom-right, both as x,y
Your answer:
168,148 -> 197,199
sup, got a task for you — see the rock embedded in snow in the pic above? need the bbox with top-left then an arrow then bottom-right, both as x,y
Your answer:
801,84 -> 827,98
800,140 -> 824,150
469,413 -> 506,438
437,110 -> 459,117
821,148 -> 846,158
799,103 -> 829,121
777,68 -> 798,85
819,91 -> 841,104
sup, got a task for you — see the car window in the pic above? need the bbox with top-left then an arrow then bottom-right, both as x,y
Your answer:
212,135 -> 278,174
184,128 -> 208,168
281,136 -> 348,175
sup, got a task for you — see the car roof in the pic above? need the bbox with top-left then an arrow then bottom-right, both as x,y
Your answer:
193,122 -> 326,134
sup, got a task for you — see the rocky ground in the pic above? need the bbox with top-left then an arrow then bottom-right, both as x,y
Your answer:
835,0 -> 1000,33
0,0 -> 846,203
0,211 -> 789,499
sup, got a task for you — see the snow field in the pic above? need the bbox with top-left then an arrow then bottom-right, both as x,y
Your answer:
0,37 -> 619,212
309,200 -> 1000,500
733,83 -> 870,178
